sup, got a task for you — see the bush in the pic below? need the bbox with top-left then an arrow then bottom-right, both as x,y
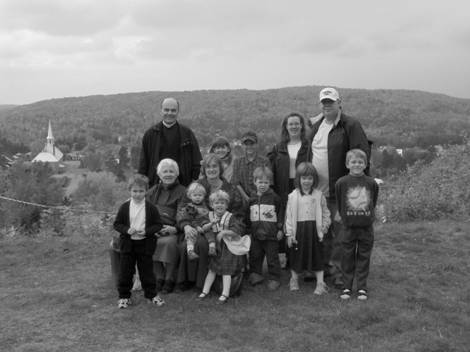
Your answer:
0,163 -> 65,232
383,143 -> 470,221
71,171 -> 128,212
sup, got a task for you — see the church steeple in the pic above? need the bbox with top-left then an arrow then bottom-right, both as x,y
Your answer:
32,120 -> 63,162
47,120 -> 54,144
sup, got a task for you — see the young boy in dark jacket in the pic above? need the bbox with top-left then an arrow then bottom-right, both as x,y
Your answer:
113,174 -> 165,308
246,166 -> 284,290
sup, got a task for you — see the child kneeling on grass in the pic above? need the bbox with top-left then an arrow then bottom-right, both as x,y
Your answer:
285,162 -> 331,294
198,190 -> 250,304
335,149 -> 379,301
113,174 -> 165,309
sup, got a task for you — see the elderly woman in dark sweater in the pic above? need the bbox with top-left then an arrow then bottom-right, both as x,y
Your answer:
176,153 -> 245,290
146,158 -> 186,294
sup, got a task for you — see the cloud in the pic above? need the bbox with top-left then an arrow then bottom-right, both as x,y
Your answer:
0,0 -> 124,36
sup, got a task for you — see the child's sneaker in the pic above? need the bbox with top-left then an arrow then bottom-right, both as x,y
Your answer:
187,249 -> 199,261
313,281 -> 328,295
150,295 -> 165,306
117,298 -> 131,309
357,289 -> 368,301
289,276 -> 299,291
340,289 -> 352,300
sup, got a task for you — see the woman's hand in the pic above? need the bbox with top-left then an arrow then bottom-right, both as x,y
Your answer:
184,225 -> 198,238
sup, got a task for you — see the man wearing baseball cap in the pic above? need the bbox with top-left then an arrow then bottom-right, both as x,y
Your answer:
309,87 -> 371,288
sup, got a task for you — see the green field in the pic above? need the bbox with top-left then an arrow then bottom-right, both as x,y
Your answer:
1,221 -> 469,352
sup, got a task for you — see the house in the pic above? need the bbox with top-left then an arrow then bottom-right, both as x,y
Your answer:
32,121 -> 63,163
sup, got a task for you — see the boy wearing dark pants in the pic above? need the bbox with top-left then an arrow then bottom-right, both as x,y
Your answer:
113,174 -> 165,308
335,149 -> 379,301
247,166 -> 283,290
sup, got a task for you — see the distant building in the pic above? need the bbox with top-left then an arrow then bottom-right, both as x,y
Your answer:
32,120 -> 63,163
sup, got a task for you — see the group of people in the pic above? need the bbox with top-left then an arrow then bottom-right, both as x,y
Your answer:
113,88 -> 379,308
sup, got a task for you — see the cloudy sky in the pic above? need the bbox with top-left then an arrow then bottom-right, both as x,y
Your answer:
1,0 -> 469,105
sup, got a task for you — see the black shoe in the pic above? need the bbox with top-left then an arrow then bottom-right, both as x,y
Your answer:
161,280 -> 175,294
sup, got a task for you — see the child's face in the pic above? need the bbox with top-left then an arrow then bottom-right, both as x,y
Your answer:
213,145 -> 230,159
347,156 -> 366,176
130,185 -> 146,202
212,199 -> 228,216
300,175 -> 314,193
190,191 -> 205,205
254,176 -> 270,194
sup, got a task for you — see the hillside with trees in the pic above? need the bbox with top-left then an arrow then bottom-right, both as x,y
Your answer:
0,86 -> 469,156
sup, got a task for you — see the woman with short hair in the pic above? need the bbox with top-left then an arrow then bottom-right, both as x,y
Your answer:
146,158 -> 186,294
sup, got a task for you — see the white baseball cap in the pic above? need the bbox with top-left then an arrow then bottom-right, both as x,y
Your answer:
319,87 -> 340,102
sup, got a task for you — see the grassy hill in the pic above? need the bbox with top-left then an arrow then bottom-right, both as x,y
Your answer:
1,220 -> 469,351
0,86 -> 469,152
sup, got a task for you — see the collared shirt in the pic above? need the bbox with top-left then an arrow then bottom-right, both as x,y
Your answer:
231,154 -> 269,197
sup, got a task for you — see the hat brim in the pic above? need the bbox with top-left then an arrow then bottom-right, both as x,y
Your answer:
320,96 -> 339,102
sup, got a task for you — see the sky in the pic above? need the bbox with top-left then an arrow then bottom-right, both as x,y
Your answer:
1,0 -> 470,105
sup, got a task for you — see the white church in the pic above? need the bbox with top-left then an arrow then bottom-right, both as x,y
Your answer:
32,121 -> 63,163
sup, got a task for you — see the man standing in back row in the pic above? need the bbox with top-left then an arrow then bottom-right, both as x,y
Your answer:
309,87 -> 371,288
139,97 -> 202,187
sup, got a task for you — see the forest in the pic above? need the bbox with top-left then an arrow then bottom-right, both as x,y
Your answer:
0,86 -> 469,159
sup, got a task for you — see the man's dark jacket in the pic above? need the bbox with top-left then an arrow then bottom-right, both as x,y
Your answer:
309,112 -> 370,199
138,121 -> 202,187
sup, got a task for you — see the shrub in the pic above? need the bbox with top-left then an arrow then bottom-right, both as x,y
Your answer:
0,163 -> 65,232
71,171 -> 128,212
383,143 -> 470,221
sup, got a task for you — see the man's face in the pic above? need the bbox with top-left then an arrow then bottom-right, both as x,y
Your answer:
243,140 -> 257,156
161,98 -> 179,124
321,99 -> 341,121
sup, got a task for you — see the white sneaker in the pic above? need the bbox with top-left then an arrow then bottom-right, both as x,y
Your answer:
118,298 -> 130,309
340,289 -> 352,300
357,290 -> 368,301
150,295 -> 165,306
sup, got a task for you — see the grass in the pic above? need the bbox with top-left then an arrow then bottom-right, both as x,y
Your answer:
1,221 -> 469,352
